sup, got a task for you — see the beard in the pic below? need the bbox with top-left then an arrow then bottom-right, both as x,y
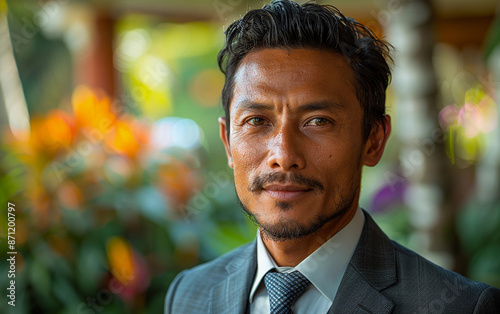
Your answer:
235,171 -> 360,242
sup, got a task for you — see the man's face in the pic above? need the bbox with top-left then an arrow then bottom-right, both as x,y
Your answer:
219,48 -> 389,241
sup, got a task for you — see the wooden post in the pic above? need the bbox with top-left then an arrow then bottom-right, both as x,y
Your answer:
388,0 -> 454,268
74,10 -> 115,98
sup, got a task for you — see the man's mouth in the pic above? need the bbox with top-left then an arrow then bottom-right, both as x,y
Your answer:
248,172 -> 325,194
262,184 -> 312,201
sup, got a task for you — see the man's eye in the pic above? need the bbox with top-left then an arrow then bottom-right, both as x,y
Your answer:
247,117 -> 266,126
306,118 -> 330,126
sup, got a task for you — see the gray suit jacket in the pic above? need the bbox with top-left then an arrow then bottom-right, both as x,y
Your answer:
164,212 -> 500,313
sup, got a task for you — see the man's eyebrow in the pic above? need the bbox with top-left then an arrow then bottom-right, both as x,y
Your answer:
297,101 -> 345,113
233,99 -> 345,112
234,100 -> 274,111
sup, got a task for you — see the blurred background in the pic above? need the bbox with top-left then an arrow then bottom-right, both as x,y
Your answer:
0,0 -> 499,313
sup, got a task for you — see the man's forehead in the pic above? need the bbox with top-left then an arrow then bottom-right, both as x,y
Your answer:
230,48 -> 357,112
234,48 -> 349,78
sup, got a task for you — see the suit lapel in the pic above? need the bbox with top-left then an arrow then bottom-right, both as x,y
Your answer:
328,265 -> 394,313
208,241 -> 257,314
329,211 -> 397,314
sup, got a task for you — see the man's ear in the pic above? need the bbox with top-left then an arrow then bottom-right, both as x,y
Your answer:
362,115 -> 391,167
218,117 -> 233,169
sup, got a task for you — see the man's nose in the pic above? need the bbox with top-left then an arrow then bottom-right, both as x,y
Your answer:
266,124 -> 306,171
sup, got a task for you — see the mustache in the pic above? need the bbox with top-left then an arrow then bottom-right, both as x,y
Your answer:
248,172 -> 324,192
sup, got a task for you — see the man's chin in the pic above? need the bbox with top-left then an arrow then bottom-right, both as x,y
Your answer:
259,218 -> 322,242
238,200 -> 315,241
236,188 -> 356,241
240,204 -> 354,243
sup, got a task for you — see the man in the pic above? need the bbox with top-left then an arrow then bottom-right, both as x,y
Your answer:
165,1 -> 500,313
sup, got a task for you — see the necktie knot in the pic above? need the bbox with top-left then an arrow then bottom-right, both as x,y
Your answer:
264,270 -> 311,314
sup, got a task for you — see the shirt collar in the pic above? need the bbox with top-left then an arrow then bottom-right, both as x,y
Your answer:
249,207 -> 365,303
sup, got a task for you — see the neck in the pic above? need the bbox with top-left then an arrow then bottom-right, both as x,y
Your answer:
261,206 -> 358,267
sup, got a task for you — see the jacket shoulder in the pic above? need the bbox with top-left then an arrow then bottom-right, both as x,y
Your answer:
355,212 -> 499,313
164,242 -> 255,314
179,241 -> 254,281
388,240 -> 500,313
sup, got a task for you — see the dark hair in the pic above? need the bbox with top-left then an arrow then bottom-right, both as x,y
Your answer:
217,0 -> 392,141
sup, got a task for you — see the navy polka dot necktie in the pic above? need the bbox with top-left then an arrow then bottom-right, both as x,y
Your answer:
264,270 -> 311,314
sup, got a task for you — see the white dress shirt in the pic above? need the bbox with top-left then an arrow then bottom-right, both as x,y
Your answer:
249,207 -> 365,313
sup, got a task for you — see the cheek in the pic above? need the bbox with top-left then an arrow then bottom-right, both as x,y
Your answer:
231,150 -> 256,205
230,132 -> 266,171
230,136 -> 268,201
314,137 -> 353,162
314,140 -> 363,179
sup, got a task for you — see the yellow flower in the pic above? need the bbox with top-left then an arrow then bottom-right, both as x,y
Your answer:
106,237 -> 135,285
72,85 -> 116,133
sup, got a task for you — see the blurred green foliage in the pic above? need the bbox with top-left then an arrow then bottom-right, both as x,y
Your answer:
0,11 -> 255,313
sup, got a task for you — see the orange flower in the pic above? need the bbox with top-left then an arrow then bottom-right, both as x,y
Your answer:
18,110 -> 71,157
57,180 -> 83,209
72,85 -> 116,133
44,110 -> 74,148
105,119 -> 149,159
157,157 -> 199,211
